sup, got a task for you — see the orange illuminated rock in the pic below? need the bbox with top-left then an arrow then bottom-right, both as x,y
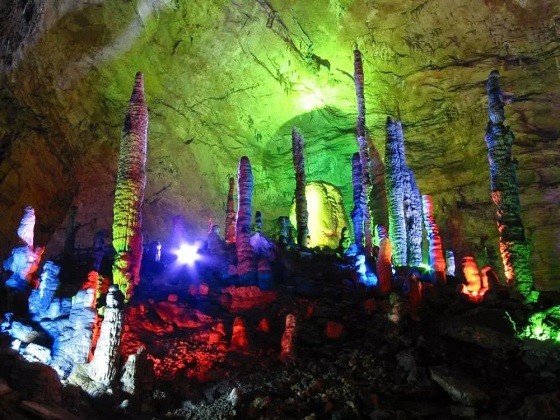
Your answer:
376,225 -> 393,297
256,318 -> 270,333
364,298 -> 376,314
230,317 -> 248,350
460,256 -> 488,302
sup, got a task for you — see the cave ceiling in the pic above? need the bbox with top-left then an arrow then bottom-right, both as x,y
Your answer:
0,0 -> 559,288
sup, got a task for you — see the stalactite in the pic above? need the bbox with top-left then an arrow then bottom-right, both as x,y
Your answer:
292,127 -> 308,246
353,49 -> 373,256
405,170 -> 423,266
484,70 -> 536,303
376,225 -> 393,297
225,177 -> 236,245
112,72 -> 148,300
350,152 -> 364,250
384,117 -> 407,267
421,195 -> 446,285
92,230 -> 105,272
236,156 -> 256,284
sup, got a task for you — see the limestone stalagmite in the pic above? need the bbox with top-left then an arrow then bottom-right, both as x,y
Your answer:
353,49 -> 373,256
17,206 -> 35,247
376,225 -> 393,297
225,177 -> 236,245
422,195 -> 446,285
484,70 -> 536,303
112,72 -> 148,300
350,152 -> 364,251
280,313 -> 297,363
385,117 -> 407,267
404,169 -> 423,267
236,156 -> 256,284
291,127 -> 308,246
89,285 -> 125,383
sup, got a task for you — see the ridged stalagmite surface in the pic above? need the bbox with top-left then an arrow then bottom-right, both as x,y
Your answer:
404,170 -> 423,267
89,285 -> 125,383
225,177 -> 236,245
291,127 -> 308,246
112,72 -> 148,300
376,225 -> 393,297
350,153 -> 364,251
385,117 -> 407,267
236,156 -> 256,283
484,70 -> 535,302
422,195 -> 446,285
353,49 -> 373,256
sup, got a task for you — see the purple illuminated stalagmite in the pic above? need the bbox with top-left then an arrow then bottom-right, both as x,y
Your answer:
112,72 -> 148,300
484,70 -> 536,302
404,170 -> 423,266
291,127 -> 308,246
353,49 -> 373,255
225,177 -> 236,245
350,153 -> 364,250
385,117 -> 407,266
236,156 -> 257,284
421,195 -> 446,285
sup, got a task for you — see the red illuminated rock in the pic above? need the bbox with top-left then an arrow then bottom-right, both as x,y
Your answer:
280,313 -> 297,363
376,225 -> 393,297
326,321 -> 344,339
256,318 -> 270,333
421,195 -> 446,285
461,256 -> 488,302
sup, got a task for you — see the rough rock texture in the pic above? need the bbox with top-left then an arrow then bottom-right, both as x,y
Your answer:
421,195 -> 446,285
291,127 -> 308,246
235,156 -> 256,284
0,0 -> 559,289
225,177 -> 236,245
112,71 -> 148,300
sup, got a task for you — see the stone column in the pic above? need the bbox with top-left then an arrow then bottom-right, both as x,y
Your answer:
484,70 -> 536,303
421,195 -> 446,285
236,156 -> 256,284
112,72 -> 148,300
225,177 -> 236,245
291,127 -> 308,246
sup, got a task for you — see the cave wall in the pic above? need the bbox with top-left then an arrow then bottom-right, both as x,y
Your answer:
0,0 -> 559,289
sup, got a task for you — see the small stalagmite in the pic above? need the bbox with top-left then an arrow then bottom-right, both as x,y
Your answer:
112,72 -> 148,300
421,195 -> 446,285
376,225 -> 393,297
236,156 -> 257,285
461,256 -> 488,302
89,285 -> 125,383
230,317 -> 248,350
225,177 -> 236,245
291,127 -> 308,246
279,313 -> 297,363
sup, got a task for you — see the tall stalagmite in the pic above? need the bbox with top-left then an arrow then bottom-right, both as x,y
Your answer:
353,49 -> 373,255
421,195 -> 446,285
404,170 -> 423,266
112,72 -> 148,300
350,152 -> 364,250
376,225 -> 393,297
291,127 -> 308,246
484,70 -> 536,302
236,156 -> 256,284
384,117 -> 407,266
225,177 -> 236,245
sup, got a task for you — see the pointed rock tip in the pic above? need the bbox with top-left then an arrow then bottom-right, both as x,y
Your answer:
489,69 -> 500,78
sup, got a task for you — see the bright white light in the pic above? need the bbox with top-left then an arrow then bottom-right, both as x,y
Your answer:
419,263 -> 432,272
175,243 -> 201,265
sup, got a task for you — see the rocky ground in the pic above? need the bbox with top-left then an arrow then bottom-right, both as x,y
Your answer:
1,249 -> 560,419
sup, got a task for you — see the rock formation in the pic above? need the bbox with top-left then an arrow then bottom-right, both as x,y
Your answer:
461,256 -> 488,302
225,177 -> 236,245
291,127 -> 308,246
484,70 -> 536,303
376,225 -> 393,297
353,49 -> 373,256
4,207 -> 44,292
112,72 -> 148,300
28,261 -> 60,321
350,153 -> 364,251
230,317 -> 248,350
404,170 -> 423,267
421,195 -> 446,285
236,156 -> 256,285
88,285 -> 125,383
279,313 -> 297,363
